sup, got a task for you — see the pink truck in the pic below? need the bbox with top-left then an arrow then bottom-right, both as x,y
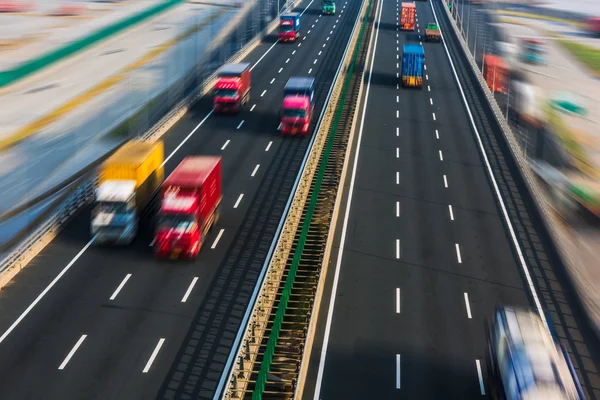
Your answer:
280,77 -> 315,136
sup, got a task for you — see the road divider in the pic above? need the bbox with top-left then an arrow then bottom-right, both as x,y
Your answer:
217,0 -> 375,396
0,8 -> 225,152
0,0 -> 191,88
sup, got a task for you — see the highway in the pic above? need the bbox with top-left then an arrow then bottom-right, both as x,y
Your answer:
302,0 -> 600,399
0,0 -> 365,397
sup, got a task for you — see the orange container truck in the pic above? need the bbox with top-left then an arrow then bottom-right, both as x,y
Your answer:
400,2 -> 416,31
482,54 -> 508,95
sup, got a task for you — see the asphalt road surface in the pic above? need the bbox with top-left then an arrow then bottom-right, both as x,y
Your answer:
302,0 -> 600,399
0,0 -> 365,397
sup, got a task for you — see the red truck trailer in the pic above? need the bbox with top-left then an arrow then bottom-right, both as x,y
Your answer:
154,156 -> 222,260
400,2 -> 415,31
213,63 -> 251,113
483,54 -> 508,95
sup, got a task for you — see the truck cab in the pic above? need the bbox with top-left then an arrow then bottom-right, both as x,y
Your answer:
92,181 -> 137,244
425,22 -> 441,42
322,0 -> 335,14
280,77 -> 315,135
155,193 -> 202,259
279,12 -> 300,42
213,63 -> 251,113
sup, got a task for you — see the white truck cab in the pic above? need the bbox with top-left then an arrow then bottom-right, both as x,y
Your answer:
91,180 -> 137,244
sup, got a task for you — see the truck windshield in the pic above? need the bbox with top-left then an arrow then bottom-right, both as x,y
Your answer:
215,89 -> 238,98
280,24 -> 293,32
283,108 -> 306,118
159,214 -> 197,232
96,201 -> 127,214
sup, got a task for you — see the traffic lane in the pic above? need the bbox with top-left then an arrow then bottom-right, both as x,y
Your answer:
0,0 -> 360,396
0,0 -> 334,335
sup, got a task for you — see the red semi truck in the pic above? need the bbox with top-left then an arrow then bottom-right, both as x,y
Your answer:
400,2 -> 415,31
154,156 -> 222,260
213,63 -> 251,113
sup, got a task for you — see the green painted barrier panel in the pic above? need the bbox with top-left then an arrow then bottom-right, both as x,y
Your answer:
0,0 -> 186,88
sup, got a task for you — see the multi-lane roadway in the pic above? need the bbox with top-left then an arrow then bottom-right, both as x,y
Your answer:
0,0 -> 365,397
303,0 -> 600,399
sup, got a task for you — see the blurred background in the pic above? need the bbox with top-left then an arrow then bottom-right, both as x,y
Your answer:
443,0 -> 600,337
0,0 -> 285,257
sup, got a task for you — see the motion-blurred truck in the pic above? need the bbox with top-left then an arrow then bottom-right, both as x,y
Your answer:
425,22 -> 441,42
586,17 -> 600,37
483,54 -> 508,95
511,80 -> 544,129
280,77 -> 315,135
91,140 -> 164,244
154,156 -> 222,260
486,306 -> 584,400
213,63 -> 251,113
400,2 -> 415,31
279,12 -> 300,42
322,0 -> 335,14
520,38 -> 546,64
402,44 -> 424,88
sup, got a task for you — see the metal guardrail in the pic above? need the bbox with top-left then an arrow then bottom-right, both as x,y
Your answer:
0,0 -> 296,287
217,0 -> 371,397
437,0 -> 598,334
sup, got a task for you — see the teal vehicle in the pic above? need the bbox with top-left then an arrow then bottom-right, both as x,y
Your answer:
521,38 -> 546,64
322,0 -> 335,14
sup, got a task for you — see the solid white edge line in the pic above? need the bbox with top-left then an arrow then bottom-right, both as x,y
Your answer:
265,141 -> 273,151
0,237 -> 96,345
449,204 -> 454,221
476,359 -> 486,395
142,338 -> 166,373
251,164 -> 260,177
221,139 -> 230,150
109,273 -> 132,301
455,243 -> 462,263
396,354 -> 401,389
233,194 -> 244,209
181,277 -> 199,303
395,288 -> 400,313
429,0 -> 549,331
313,0 -> 383,397
58,334 -> 88,370
211,229 -> 225,249
162,111 -> 213,167
216,0 -> 367,395
464,292 -> 472,319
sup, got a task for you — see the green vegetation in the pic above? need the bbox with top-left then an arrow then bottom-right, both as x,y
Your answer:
555,39 -> 600,77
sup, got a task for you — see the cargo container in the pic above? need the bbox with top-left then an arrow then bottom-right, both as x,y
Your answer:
402,44 -> 424,88
400,2 -> 415,31
425,22 -> 441,42
213,63 -> 251,113
91,140 -> 164,244
280,77 -> 315,135
279,12 -> 300,42
154,156 -> 222,260
322,0 -> 335,14
483,54 -> 508,94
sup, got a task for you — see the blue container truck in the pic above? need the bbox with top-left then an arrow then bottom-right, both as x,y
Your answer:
279,12 -> 301,42
402,44 -> 424,88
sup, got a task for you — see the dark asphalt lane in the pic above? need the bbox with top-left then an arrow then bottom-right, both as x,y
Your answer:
302,0 -> 600,399
0,0 -> 365,398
